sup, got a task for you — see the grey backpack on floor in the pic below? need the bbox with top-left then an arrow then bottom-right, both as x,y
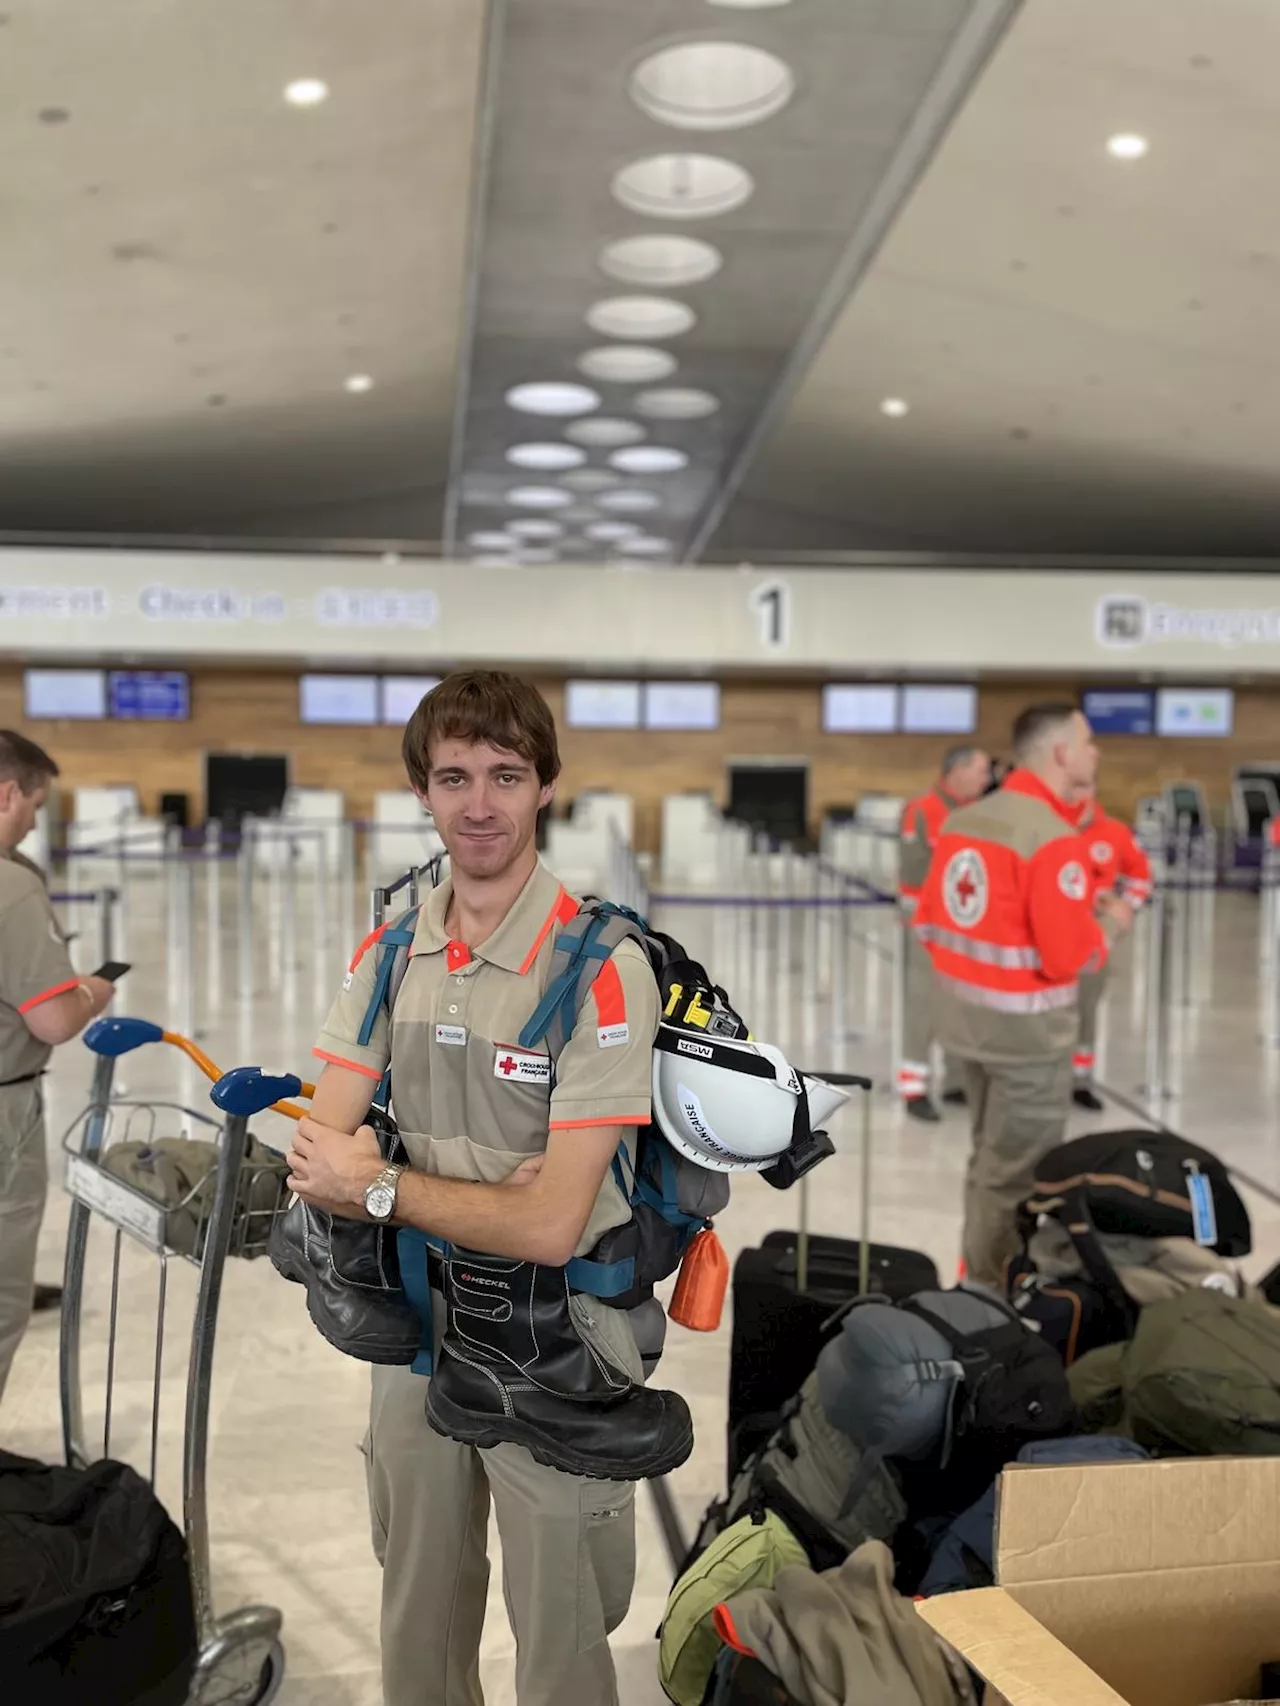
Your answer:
687,1372 -> 907,1574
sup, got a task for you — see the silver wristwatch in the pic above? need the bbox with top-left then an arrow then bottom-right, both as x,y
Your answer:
364,1163 -> 405,1223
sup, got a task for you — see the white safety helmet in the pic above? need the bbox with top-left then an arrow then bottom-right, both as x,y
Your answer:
652,1025 -> 851,1174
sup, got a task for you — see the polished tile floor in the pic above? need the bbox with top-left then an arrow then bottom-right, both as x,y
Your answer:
5,865 -> 1279,1705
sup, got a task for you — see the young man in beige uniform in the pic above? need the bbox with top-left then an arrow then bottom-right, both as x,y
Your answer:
286,673 -> 684,1706
0,732 -> 115,1404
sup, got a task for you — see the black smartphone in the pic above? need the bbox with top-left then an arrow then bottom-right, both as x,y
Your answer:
91,961 -> 132,982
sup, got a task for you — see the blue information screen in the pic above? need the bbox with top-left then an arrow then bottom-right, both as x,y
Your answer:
1081,688 -> 1155,736
108,671 -> 190,721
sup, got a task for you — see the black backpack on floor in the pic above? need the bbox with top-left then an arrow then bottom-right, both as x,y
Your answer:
0,1451 -> 197,1706
1024,1129 -> 1250,1256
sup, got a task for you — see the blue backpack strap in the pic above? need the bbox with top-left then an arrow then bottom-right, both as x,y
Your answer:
357,906 -> 421,1048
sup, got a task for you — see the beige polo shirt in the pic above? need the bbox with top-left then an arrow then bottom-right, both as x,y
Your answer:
0,854 -> 78,1082
314,860 -> 658,1257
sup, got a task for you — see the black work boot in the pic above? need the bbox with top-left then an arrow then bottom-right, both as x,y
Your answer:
905,1096 -> 941,1124
1073,1085 -> 1105,1112
268,1197 -> 423,1365
426,1246 -> 694,1480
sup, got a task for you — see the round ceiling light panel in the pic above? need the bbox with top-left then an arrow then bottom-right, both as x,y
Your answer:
508,518 -> 564,540
597,488 -> 662,514
629,42 -> 795,133
635,386 -> 720,420
587,295 -> 696,341
468,530 -> 519,550
609,445 -> 689,474
617,535 -> 675,557
565,417 -> 647,448
561,468 -> 617,493
578,345 -> 678,384
505,381 -> 600,417
611,152 -> 754,220
506,485 -> 573,509
505,441 -> 586,470
599,233 -> 722,289
586,521 -> 641,541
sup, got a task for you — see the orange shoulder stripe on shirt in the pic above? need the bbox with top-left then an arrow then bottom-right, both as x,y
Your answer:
517,887 -> 579,976
313,1048 -> 383,1081
349,921 -> 392,974
548,1113 -> 652,1131
591,956 -> 627,1028
18,978 -> 80,1015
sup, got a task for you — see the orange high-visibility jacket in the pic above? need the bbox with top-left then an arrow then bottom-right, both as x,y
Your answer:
914,770 -> 1110,1063
897,783 -> 960,911
1073,803 -> 1154,907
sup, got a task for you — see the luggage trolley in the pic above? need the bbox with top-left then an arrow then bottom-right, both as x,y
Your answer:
59,1015 -> 309,1706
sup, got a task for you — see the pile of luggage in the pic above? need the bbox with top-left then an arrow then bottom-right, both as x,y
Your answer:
659,1125 -> 1280,1706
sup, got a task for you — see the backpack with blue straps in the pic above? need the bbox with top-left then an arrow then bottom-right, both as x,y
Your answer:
359,895 -> 739,1314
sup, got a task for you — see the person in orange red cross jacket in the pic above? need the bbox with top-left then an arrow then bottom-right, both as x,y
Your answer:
913,703 -> 1136,1286
896,746 -> 992,1122
1065,787 -> 1153,1110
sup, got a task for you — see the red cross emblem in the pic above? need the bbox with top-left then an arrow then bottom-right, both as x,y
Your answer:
943,848 -> 988,927
498,1055 -> 519,1076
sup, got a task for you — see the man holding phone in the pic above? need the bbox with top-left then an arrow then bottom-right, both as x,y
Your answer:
0,732 -> 116,1405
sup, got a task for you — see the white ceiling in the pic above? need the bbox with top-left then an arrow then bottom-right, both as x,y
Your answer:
2,0 -> 1280,558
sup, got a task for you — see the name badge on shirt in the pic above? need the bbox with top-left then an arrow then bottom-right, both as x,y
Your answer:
494,1049 -> 551,1085
435,1024 -> 467,1047
597,1024 -> 630,1049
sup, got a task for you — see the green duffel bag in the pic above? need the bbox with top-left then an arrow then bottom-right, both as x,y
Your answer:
659,1509 -> 807,1706
101,1136 -> 288,1259
1122,1289 -> 1280,1457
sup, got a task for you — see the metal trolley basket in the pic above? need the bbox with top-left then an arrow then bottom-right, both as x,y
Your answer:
59,1016 -> 308,1706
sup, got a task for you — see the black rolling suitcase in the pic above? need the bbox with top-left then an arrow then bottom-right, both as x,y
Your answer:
727,1075 -> 938,1478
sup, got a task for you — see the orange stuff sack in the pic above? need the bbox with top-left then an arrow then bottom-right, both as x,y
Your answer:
670,1228 -> 729,1332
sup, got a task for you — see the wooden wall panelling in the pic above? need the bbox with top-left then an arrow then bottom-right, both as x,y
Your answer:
4,664 -> 1280,852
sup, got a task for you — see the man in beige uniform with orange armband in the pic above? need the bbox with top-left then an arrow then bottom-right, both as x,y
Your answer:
284,673 -> 691,1706
0,732 -> 115,1404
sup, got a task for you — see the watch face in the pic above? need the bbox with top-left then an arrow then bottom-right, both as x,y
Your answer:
367,1184 -> 396,1220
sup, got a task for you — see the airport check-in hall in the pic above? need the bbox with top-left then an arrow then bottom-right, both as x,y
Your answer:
3,5 -> 1280,1706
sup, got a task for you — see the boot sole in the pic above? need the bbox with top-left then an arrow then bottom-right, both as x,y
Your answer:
426,1386 -> 694,1481
270,1242 -> 422,1366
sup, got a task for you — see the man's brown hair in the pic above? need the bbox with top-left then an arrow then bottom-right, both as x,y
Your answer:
0,730 -> 59,793
402,671 -> 561,792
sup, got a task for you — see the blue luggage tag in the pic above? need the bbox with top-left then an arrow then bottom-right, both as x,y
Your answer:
1187,1166 -> 1218,1248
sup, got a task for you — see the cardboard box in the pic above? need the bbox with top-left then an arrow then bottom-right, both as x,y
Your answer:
917,1457 -> 1280,1706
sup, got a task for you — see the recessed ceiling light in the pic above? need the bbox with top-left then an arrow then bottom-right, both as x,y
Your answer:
566,417 -> 647,448
1106,133 -> 1149,160
880,396 -> 909,418
505,442 -> 586,471
617,535 -> 675,557
505,381 -> 601,417
599,234 -> 723,289
629,42 -> 795,133
344,373 -> 374,393
285,79 -> 329,107
469,530 -> 519,549
586,521 -> 642,541
562,469 -> 617,492
612,153 -> 754,220
609,445 -> 689,474
597,488 -> 662,513
635,386 -> 720,420
578,345 -> 678,384
508,518 -> 564,539
587,295 -> 696,340
506,485 -> 573,509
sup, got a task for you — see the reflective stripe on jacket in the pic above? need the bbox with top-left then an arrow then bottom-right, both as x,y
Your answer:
913,770 -> 1109,1064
